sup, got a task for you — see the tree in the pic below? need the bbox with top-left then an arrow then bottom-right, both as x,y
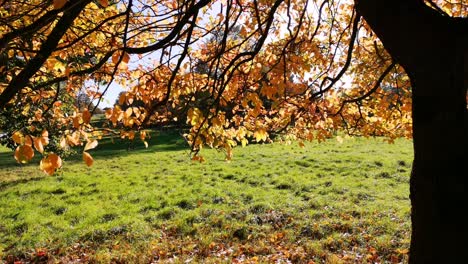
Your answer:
0,0 -> 467,262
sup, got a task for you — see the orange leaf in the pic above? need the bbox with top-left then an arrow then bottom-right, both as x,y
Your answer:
73,116 -> 81,129
40,153 -> 62,175
12,131 -> 23,144
125,107 -> 133,118
122,52 -> 130,64
84,140 -> 98,151
14,145 -> 34,163
82,109 -> 91,124
66,131 -> 81,146
112,52 -> 120,64
53,0 -> 67,9
127,131 -> 135,140
83,152 -> 94,167
33,136 -> 44,154
41,130 -> 49,146
24,135 -> 33,147
99,0 -> 109,7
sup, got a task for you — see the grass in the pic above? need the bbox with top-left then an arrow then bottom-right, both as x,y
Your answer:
0,131 -> 412,263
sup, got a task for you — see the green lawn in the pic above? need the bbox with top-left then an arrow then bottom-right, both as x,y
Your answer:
0,131 -> 412,263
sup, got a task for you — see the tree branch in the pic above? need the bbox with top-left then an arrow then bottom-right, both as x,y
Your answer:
0,0 -> 91,108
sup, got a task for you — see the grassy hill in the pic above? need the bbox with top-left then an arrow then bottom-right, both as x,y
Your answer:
0,131 -> 412,263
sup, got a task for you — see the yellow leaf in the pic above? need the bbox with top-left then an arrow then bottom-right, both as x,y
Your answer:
12,131 -> 23,144
125,107 -> 133,118
241,138 -> 248,147
14,145 -> 34,164
254,128 -> 268,142
84,140 -> 98,151
187,108 -> 202,126
139,131 -> 147,141
53,0 -> 67,9
298,141 -> 305,148
143,141 -> 148,148
40,153 -> 62,175
83,152 -> 94,167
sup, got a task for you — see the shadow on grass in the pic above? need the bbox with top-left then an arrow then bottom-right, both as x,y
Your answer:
0,176 -> 47,191
0,130 -> 190,168
64,130 -> 190,163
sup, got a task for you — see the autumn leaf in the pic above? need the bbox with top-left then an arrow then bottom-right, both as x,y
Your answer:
60,137 -> 68,148
254,128 -> 268,142
66,132 -> 81,146
83,152 -> 94,167
99,0 -> 109,7
84,140 -> 98,151
192,155 -> 206,163
12,131 -> 23,144
187,108 -> 203,126
82,109 -> 91,124
40,153 -> 62,175
24,135 -> 33,147
41,130 -> 50,146
139,131 -> 147,141
112,52 -> 120,64
53,0 -> 67,10
122,52 -> 130,64
241,138 -> 248,147
14,145 -> 34,163
33,136 -> 44,153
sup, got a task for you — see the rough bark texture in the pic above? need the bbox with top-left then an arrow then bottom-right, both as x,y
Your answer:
356,0 -> 468,263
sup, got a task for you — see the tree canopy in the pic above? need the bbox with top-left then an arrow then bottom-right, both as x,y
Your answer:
1,0 -> 434,169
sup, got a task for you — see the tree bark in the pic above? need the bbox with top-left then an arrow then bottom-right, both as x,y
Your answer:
356,0 -> 468,263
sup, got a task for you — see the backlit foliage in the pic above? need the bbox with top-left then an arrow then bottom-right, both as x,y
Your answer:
0,0 -> 466,173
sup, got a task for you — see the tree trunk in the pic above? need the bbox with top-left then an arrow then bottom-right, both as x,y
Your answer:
356,0 -> 468,262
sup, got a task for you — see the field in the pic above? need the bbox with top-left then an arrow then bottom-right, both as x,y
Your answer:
0,131 -> 413,263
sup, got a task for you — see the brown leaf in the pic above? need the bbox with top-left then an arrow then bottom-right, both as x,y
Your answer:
53,0 -> 67,9
82,109 -> 91,124
83,151 -> 94,167
99,0 -> 109,7
122,52 -> 130,64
